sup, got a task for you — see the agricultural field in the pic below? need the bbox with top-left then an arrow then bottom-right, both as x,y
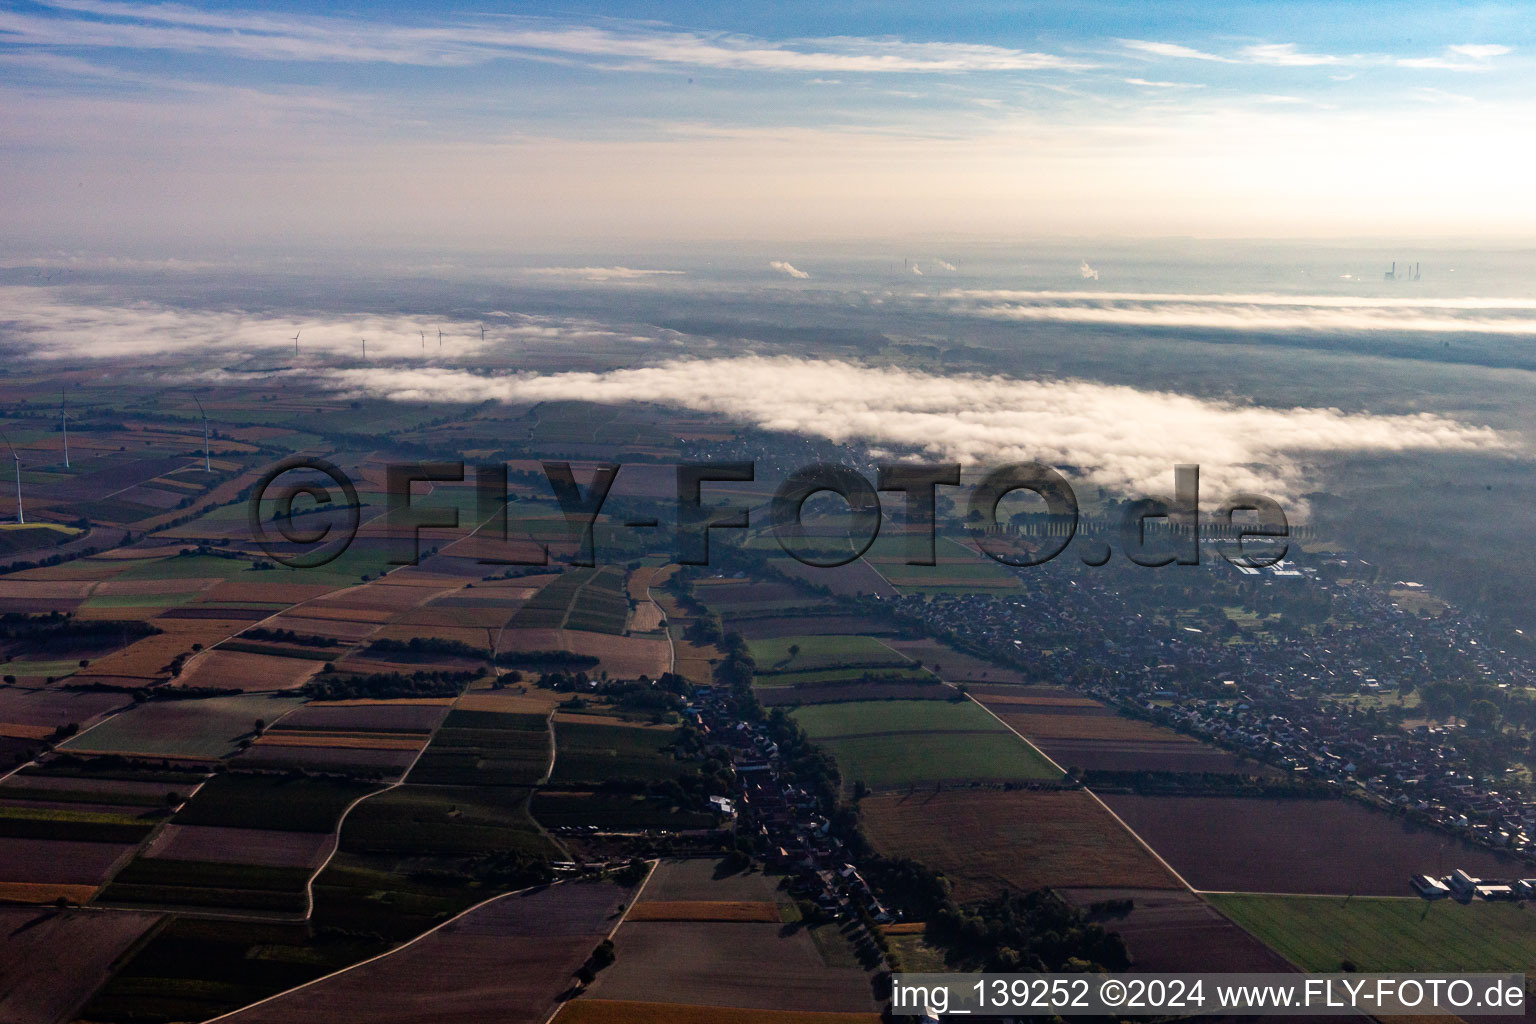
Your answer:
1208,894 -> 1536,973
554,1002 -> 884,1024
341,783 -> 556,858
860,789 -> 1181,902
580,858 -> 878,1014
216,878 -> 637,1023
1103,795 -> 1522,895
58,693 -> 305,760
142,824 -> 333,869
790,699 -> 1060,791
748,634 -> 908,674
549,719 -> 682,786
171,773 -> 379,833
407,708 -> 550,787
1063,887 -> 1300,973
0,907 -> 164,1024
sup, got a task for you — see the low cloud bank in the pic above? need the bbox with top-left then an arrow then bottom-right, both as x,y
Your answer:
319,355 -> 1510,504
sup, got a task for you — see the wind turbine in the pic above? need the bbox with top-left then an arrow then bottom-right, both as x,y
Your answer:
419,329 -> 425,351
361,337 -> 367,359
0,428 -> 22,525
60,388 -> 69,470
437,327 -> 444,351
291,330 -> 301,356
480,324 -> 485,343
193,396 -> 211,472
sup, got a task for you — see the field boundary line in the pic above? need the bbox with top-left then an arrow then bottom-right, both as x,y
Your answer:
644,570 -> 675,675
200,878 -> 561,1024
965,694 -> 1199,893
298,715 -> 443,919
542,858 -> 659,1024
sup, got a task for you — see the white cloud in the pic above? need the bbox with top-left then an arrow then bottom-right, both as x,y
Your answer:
522,266 -> 686,281
769,260 -> 810,279
933,259 -> 958,271
4,3 -> 1093,73
1121,39 -> 1235,63
910,264 -> 923,276
937,289 -> 1536,335
1449,44 -> 1512,59
1079,260 -> 1099,280
1241,43 -> 1345,67
314,355 -> 1510,505
0,287 -> 646,360
1125,77 -> 1205,88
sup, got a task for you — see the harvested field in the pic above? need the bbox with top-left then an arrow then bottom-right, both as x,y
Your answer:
1061,887 -> 1298,973
1208,893 -> 1536,973
0,686 -> 130,729
555,1002 -> 883,1024
635,859 -> 782,903
176,648 -> 323,692
455,688 -> 562,716
143,824 -> 332,869
0,907 -> 163,1024
1103,795 -> 1522,895
587,921 -> 877,1012
270,703 -> 448,732
498,628 -> 670,679
203,581 -> 338,604
624,901 -> 781,923
861,789 -> 1181,903
882,639 -> 1028,684
75,614 -> 259,678
59,694 -> 303,760
217,878 -> 635,1024
259,616 -> 378,640
0,836 -> 137,885
0,881 -> 99,903
233,743 -> 416,774
255,731 -> 425,750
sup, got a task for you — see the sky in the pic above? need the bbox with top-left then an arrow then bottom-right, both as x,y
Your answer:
2,1 -> 1535,252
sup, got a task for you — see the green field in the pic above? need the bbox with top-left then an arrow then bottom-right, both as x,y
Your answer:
341,784 -> 556,858
747,634 -> 909,672
406,709 -> 550,786
1209,894 -> 1536,973
791,699 -> 1060,790
752,665 -> 936,688
60,694 -> 305,760
173,774 -> 379,832
531,789 -> 716,831
101,859 -> 312,913
548,720 -> 682,785
792,698 -> 1001,736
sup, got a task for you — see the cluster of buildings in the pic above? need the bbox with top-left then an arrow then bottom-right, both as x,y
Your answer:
1412,868 -> 1536,902
686,685 -> 895,925
883,544 -> 1536,867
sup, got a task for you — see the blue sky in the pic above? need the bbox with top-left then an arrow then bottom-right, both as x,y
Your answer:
2,1 -> 1533,251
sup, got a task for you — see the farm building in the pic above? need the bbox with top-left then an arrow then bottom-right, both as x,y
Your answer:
1447,869 -> 1480,898
1411,874 -> 1450,899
